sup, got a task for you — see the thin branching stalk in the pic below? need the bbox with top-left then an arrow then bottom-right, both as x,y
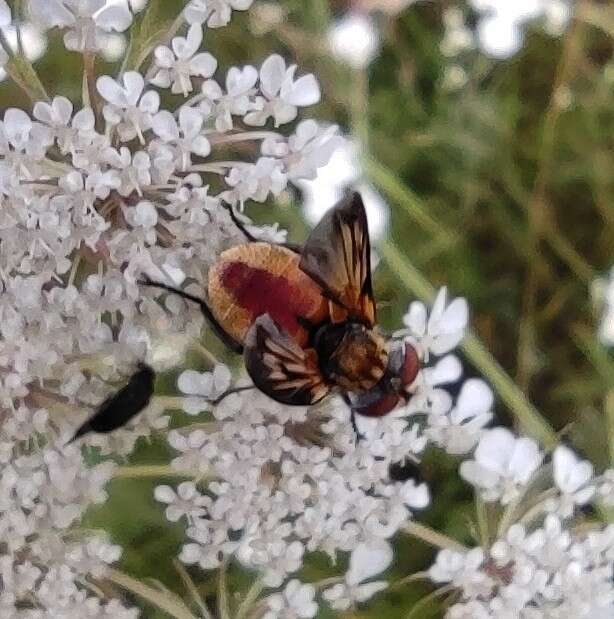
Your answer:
402,521 -> 467,552
217,559 -> 232,619
112,464 -> 190,479
173,559 -> 214,619
235,578 -> 266,619
106,569 -> 198,619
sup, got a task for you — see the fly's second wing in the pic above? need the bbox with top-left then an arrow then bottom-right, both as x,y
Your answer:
299,192 -> 376,326
244,314 -> 330,406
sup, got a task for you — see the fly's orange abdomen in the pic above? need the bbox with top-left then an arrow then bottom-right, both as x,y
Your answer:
208,243 -> 328,346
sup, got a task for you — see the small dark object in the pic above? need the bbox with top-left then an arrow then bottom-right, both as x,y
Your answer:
68,363 -> 155,443
389,458 -> 424,483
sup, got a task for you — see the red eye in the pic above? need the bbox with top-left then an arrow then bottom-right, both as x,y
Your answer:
354,393 -> 401,418
401,342 -> 420,388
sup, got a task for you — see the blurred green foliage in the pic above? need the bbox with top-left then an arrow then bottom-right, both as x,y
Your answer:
3,0 -> 614,616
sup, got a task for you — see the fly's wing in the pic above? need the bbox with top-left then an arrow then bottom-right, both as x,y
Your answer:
244,314 -> 330,406
299,192 -> 376,326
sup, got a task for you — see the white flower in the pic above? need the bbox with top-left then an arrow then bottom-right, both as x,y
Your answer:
223,156 -> 287,204
323,540 -> 392,610
284,120 -> 345,181
200,65 -> 258,131
244,55 -> 320,127
328,12 -> 380,69
427,378 -> 493,455
408,354 -> 462,416
151,106 -> 211,170
97,71 -> 160,142
460,428 -> 543,504
398,287 -> 468,360
185,0 -> 254,28
177,364 -> 232,414
150,24 -> 217,96
549,445 -> 595,517
154,482 -> 209,522
263,579 -> 318,619
104,146 -> 152,196
30,0 -> 132,52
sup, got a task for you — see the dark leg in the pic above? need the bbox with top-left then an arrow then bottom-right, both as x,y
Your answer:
211,385 -> 255,405
223,204 -> 303,254
223,204 -> 258,242
343,394 -> 365,445
139,277 -> 244,354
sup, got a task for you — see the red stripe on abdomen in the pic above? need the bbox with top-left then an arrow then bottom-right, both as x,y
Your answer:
219,261 -> 323,342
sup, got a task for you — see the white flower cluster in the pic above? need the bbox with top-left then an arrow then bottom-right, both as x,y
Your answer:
430,441 -> 614,618
155,286 -> 493,614
0,443 -> 137,617
0,1 -> 340,616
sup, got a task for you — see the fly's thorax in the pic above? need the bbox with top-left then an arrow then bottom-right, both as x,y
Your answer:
314,321 -> 389,392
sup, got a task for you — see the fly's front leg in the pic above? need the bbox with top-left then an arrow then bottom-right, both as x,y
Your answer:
343,394 -> 365,445
139,277 -> 244,354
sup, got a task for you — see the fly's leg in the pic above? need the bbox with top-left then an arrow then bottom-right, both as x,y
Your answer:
223,204 -> 258,242
343,394 -> 365,445
223,204 -> 303,254
139,277 -> 244,354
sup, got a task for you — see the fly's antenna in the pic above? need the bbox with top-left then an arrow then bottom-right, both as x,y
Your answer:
139,276 -> 243,354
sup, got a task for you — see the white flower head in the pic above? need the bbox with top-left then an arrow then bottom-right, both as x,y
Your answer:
428,378 -> 493,455
97,71 -> 160,142
150,24 -> 217,96
460,428 -> 543,504
263,579 -> 318,619
30,0 -> 132,52
399,287 -> 469,361
549,445 -> 595,517
200,64 -> 259,131
323,540 -> 392,610
151,106 -> 211,171
244,55 -> 321,127
185,0 -> 254,28
154,482 -> 209,522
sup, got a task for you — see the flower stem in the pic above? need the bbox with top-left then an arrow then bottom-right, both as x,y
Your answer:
217,559 -> 232,619
405,585 -> 455,619
365,158 -> 455,246
235,578 -> 265,619
0,29 -> 48,102
106,569 -> 197,619
112,464 -> 189,479
173,559 -> 214,619
402,521 -> 467,552
380,240 -> 558,449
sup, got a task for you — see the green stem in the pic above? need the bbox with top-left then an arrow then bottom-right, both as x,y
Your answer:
173,559 -> 213,619
218,559 -> 231,619
235,578 -> 265,619
0,29 -> 48,103
112,464 -> 190,479
380,240 -> 558,449
365,158 -> 455,246
475,496 -> 490,547
405,585 -> 455,619
402,521 -> 467,552
106,569 -> 197,619
606,390 -> 614,466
